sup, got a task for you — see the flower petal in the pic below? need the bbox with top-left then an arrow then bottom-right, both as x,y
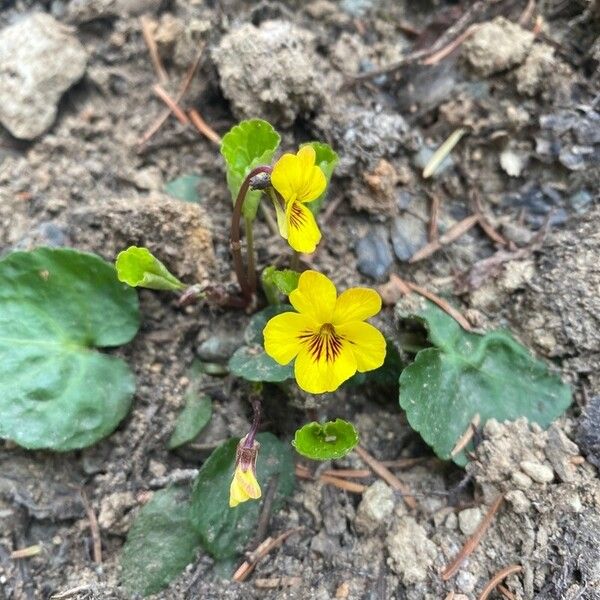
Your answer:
332,288 -> 382,325
271,152 -> 302,201
297,144 -> 316,169
272,193 -> 288,239
298,164 -> 327,204
263,312 -> 312,365
286,201 -> 322,254
229,467 -> 261,507
335,321 -> 386,372
289,270 -> 336,323
294,340 -> 357,394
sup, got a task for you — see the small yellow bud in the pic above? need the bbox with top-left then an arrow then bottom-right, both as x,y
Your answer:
229,436 -> 262,508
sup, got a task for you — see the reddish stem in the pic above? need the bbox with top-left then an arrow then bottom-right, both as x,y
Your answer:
230,165 -> 273,302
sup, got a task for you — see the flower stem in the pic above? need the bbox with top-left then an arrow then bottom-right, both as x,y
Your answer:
290,251 -> 300,271
244,394 -> 262,448
244,216 -> 256,297
230,165 -> 272,302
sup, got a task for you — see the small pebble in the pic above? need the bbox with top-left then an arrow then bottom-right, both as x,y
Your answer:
505,489 -> 531,513
390,213 -> 427,262
512,471 -> 533,489
355,227 -> 393,282
520,460 -> 554,483
458,507 -> 483,536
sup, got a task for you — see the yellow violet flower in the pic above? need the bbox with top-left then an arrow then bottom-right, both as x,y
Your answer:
229,436 -> 261,508
270,145 -> 326,254
263,271 -> 386,394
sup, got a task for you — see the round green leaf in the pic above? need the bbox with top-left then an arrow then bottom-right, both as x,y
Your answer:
121,486 -> 201,596
190,433 -> 295,559
115,246 -> 184,291
228,304 -> 294,383
293,419 -> 359,460
0,248 -> 139,450
220,119 -> 280,220
398,301 -> 572,465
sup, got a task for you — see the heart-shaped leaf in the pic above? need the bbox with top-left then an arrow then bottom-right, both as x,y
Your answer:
221,119 -> 280,221
121,486 -> 201,596
168,386 -> 212,449
115,246 -> 185,291
0,248 -> 139,451
190,433 -> 295,559
228,305 -> 294,383
293,419 -> 359,460
398,301 -> 572,465
302,142 -> 338,214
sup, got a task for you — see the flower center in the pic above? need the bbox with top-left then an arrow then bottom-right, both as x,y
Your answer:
299,323 -> 343,364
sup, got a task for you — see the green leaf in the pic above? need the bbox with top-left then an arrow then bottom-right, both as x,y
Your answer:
293,419 -> 359,460
168,389 -> 212,449
121,486 -> 201,596
164,174 -> 202,203
190,433 -> 295,559
115,246 -> 185,291
261,266 -> 300,304
228,305 -> 294,383
302,142 -> 338,214
221,119 -> 280,220
0,248 -> 139,451
398,301 -> 572,465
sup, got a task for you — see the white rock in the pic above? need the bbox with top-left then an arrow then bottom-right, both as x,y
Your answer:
462,16 -> 534,76
0,14 -> 87,139
386,516 -> 437,584
520,460 -> 554,483
355,481 -> 394,534
458,507 -> 483,536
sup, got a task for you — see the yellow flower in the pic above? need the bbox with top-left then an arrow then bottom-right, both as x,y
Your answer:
270,145 -> 326,254
229,436 -> 262,508
263,271 -> 386,394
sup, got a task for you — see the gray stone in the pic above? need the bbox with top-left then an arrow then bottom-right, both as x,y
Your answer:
390,213 -> 427,261
0,14 -> 87,139
356,227 -> 393,282
520,460 -> 554,484
197,333 -> 241,363
213,20 -> 322,127
355,481 -> 395,534
462,17 -> 534,76
386,516 -> 437,584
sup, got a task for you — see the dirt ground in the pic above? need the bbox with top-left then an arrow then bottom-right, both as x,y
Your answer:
0,0 -> 599,599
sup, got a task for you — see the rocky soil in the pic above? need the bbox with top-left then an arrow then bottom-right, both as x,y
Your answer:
0,0 -> 599,599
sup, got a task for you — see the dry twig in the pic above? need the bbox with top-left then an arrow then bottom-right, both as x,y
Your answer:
152,84 -> 189,125
233,528 -> 304,582
320,474 -> 367,494
409,214 -> 479,263
81,490 -> 102,564
355,446 -> 417,509
498,583 -> 517,600
140,15 -> 168,84
450,414 -> 481,457
189,108 -> 222,145
478,565 -> 523,600
138,46 -> 204,147
442,495 -> 504,580
351,0 -> 488,81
